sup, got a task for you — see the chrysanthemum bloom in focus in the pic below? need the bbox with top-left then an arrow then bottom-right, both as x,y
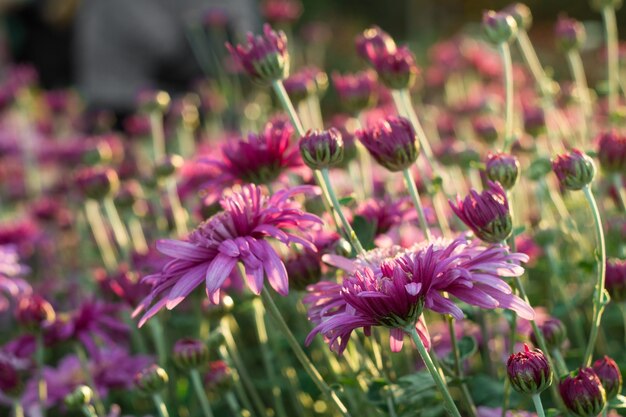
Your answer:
200,120 -> 302,191
507,344 -> 553,395
134,184 -> 322,326
551,149 -> 596,191
559,367 -> 606,417
226,24 -> 289,83
356,116 -> 419,172
596,130 -> 626,173
305,237 -> 533,354
450,181 -> 512,244
355,26 -> 397,66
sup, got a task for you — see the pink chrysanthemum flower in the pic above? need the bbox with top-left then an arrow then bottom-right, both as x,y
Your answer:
134,184 -> 322,326
200,120 -> 302,190
305,237 -> 533,354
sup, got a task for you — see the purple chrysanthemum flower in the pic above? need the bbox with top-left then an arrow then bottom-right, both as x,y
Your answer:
134,184 -> 322,326
449,181 -> 513,244
356,116 -> 418,172
226,24 -> 289,83
200,120 -> 302,190
305,237 -> 533,354
355,196 -> 414,236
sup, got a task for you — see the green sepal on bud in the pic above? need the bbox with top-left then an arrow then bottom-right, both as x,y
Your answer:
299,128 -> 344,170
135,365 -> 169,394
483,10 -> 519,44
64,385 -> 93,409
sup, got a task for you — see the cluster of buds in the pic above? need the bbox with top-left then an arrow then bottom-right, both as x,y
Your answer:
552,149 -> 596,191
506,345 -> 553,395
299,129 -> 344,170
356,116 -> 419,172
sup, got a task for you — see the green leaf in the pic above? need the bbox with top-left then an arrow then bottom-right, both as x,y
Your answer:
610,394 -> 626,409
544,408 -> 561,417
457,336 -> 478,361
339,195 -> 356,206
527,157 -> 552,181
512,225 -> 526,237
352,215 -> 377,250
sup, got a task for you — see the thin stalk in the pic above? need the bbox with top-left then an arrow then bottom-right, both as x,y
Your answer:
102,197 -> 130,255
165,178 -> 188,237
531,394 -> 547,417
566,50 -> 592,141
320,168 -> 366,256
353,113 -> 374,198
84,200 -> 117,272
13,401 -> 24,417
35,332 -> 47,416
582,185 -> 607,367
261,287 -> 351,417
613,174 -> 626,212
447,317 -> 477,417
602,406 -> 608,417
402,169 -> 432,242
551,349 -> 569,377
619,303 -> 626,348
148,319 -> 168,367
271,81 -> 305,137
149,111 -> 166,162
391,89 -> 435,170
128,217 -> 149,254
406,326 -> 462,417
502,220 -> 519,417
602,5 -> 620,117
252,298 -> 287,417
516,31 -> 548,93
225,392 -> 244,417
74,344 -> 106,416
190,369 -> 215,417
152,393 -> 170,417
498,42 -> 515,151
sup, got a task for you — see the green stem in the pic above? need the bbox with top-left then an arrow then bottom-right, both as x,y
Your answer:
165,178 -> 188,237
406,326 -> 462,417
102,197 -> 131,256
150,111 -> 166,162
602,5 -> 620,118
566,50 -> 592,141
74,344 -> 106,416
271,80 -> 305,137
402,169 -> 432,242
582,185 -> 607,367
225,391 -> 244,417
516,30 -> 548,93
551,349 -> 569,377
398,90 -> 436,169
80,405 -> 98,417
602,406 -> 608,417
261,287 -> 351,417
531,394 -> 547,417
320,168 -> 366,256
84,200 -> 117,272
619,303 -> 626,348
152,393 -> 170,417
148,318 -> 168,367
498,42 -> 515,151
252,298 -> 287,417
13,401 -> 24,417
36,332 -> 47,416
190,369 -> 215,417
613,174 -> 626,212
447,317 -> 478,417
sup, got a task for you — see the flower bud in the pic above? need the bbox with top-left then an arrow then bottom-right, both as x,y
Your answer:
523,106 -> 546,137
135,365 -> 169,393
299,128 -> 344,170
374,47 -> 419,90
483,10 -> 518,44
15,295 -> 56,329
507,344 -> 553,395
115,180 -> 144,211
64,385 -> 93,409
596,130 -> 626,173
226,24 -> 290,83
285,251 -> 322,291
137,90 -> 171,114
504,3 -> 533,31
173,338 -> 210,371
283,70 -> 316,103
450,181 -> 512,244
559,368 -> 607,417
332,70 -> 378,113
555,16 -> 586,52
75,167 -> 120,200
83,140 -> 113,166
472,115 -> 502,144
0,360 -> 23,397
552,149 -> 595,191
530,318 -> 567,351
155,154 -> 184,179
605,258 -> 626,302
485,152 -> 520,190
592,356 -> 622,400
356,116 -> 418,172
355,26 -> 397,66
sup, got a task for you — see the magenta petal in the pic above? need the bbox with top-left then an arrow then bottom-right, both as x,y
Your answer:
389,328 -> 405,352
165,264 -> 207,310
138,298 -> 169,328
245,267 -> 264,295
205,254 -> 238,295
261,241 -> 289,296
157,239 -> 210,261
